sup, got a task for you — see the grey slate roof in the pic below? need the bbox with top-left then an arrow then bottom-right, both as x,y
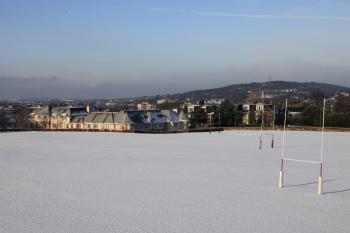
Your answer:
70,116 -> 84,123
83,112 -> 97,123
93,113 -> 109,123
104,113 -> 114,124
84,112 -> 131,124
113,112 -> 132,124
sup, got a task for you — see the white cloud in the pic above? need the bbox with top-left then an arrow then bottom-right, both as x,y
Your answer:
147,8 -> 350,22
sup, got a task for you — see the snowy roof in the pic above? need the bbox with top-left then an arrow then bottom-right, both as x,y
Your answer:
178,111 -> 189,122
71,110 -> 182,125
126,110 -> 168,124
161,110 -> 180,123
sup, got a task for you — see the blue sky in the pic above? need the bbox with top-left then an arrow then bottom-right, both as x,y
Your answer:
1,0 -> 350,99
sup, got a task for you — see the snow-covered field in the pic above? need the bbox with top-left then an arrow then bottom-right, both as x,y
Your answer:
0,131 -> 350,233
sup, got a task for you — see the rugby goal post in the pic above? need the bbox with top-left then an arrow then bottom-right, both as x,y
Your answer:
259,91 -> 275,149
278,98 -> 326,195
259,91 -> 264,150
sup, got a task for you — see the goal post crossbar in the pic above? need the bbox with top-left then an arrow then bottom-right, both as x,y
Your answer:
283,157 -> 321,164
260,133 -> 274,136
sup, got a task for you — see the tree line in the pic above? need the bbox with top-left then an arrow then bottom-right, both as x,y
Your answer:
189,91 -> 350,128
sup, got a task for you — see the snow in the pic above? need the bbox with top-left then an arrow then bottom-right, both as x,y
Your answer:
0,131 -> 350,233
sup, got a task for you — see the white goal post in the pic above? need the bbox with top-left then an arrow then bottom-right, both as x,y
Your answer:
278,98 -> 326,195
259,91 -> 276,149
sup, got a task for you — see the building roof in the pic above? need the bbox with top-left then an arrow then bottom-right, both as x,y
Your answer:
84,112 -> 108,124
84,112 -> 131,124
126,110 -> 168,124
178,111 -> 189,122
70,116 -> 85,123
52,107 -> 87,117
67,109 -> 184,126
161,110 -> 180,123
94,113 -> 109,123
113,112 -> 132,124
30,107 -> 49,116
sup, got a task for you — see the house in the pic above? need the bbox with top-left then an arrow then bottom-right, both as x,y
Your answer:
127,110 -> 167,132
137,102 -> 156,110
187,104 -> 217,126
288,103 -> 306,117
0,107 -> 17,130
125,109 -> 188,133
29,106 -> 188,133
79,110 -> 187,132
161,110 -> 188,132
205,99 -> 224,105
67,115 -> 85,130
50,107 -> 88,130
30,106 -> 88,130
238,104 -> 255,126
82,112 -> 132,132
29,106 -> 50,129
254,103 -> 274,126
237,104 -> 275,126
186,104 -> 199,114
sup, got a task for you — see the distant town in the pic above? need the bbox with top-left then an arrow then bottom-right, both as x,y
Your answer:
1,81 -> 350,132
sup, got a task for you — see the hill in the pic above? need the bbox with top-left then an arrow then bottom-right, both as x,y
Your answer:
169,81 -> 350,103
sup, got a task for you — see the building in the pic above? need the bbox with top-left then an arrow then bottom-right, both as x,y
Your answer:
50,107 -> 88,130
30,106 -> 88,130
29,106 -> 188,133
237,104 -> 275,126
82,112 -> 132,132
127,110 -> 187,132
254,103 -> 274,126
288,103 -> 306,117
29,106 -> 50,129
0,107 -> 17,130
137,102 -> 156,110
186,104 -> 199,114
